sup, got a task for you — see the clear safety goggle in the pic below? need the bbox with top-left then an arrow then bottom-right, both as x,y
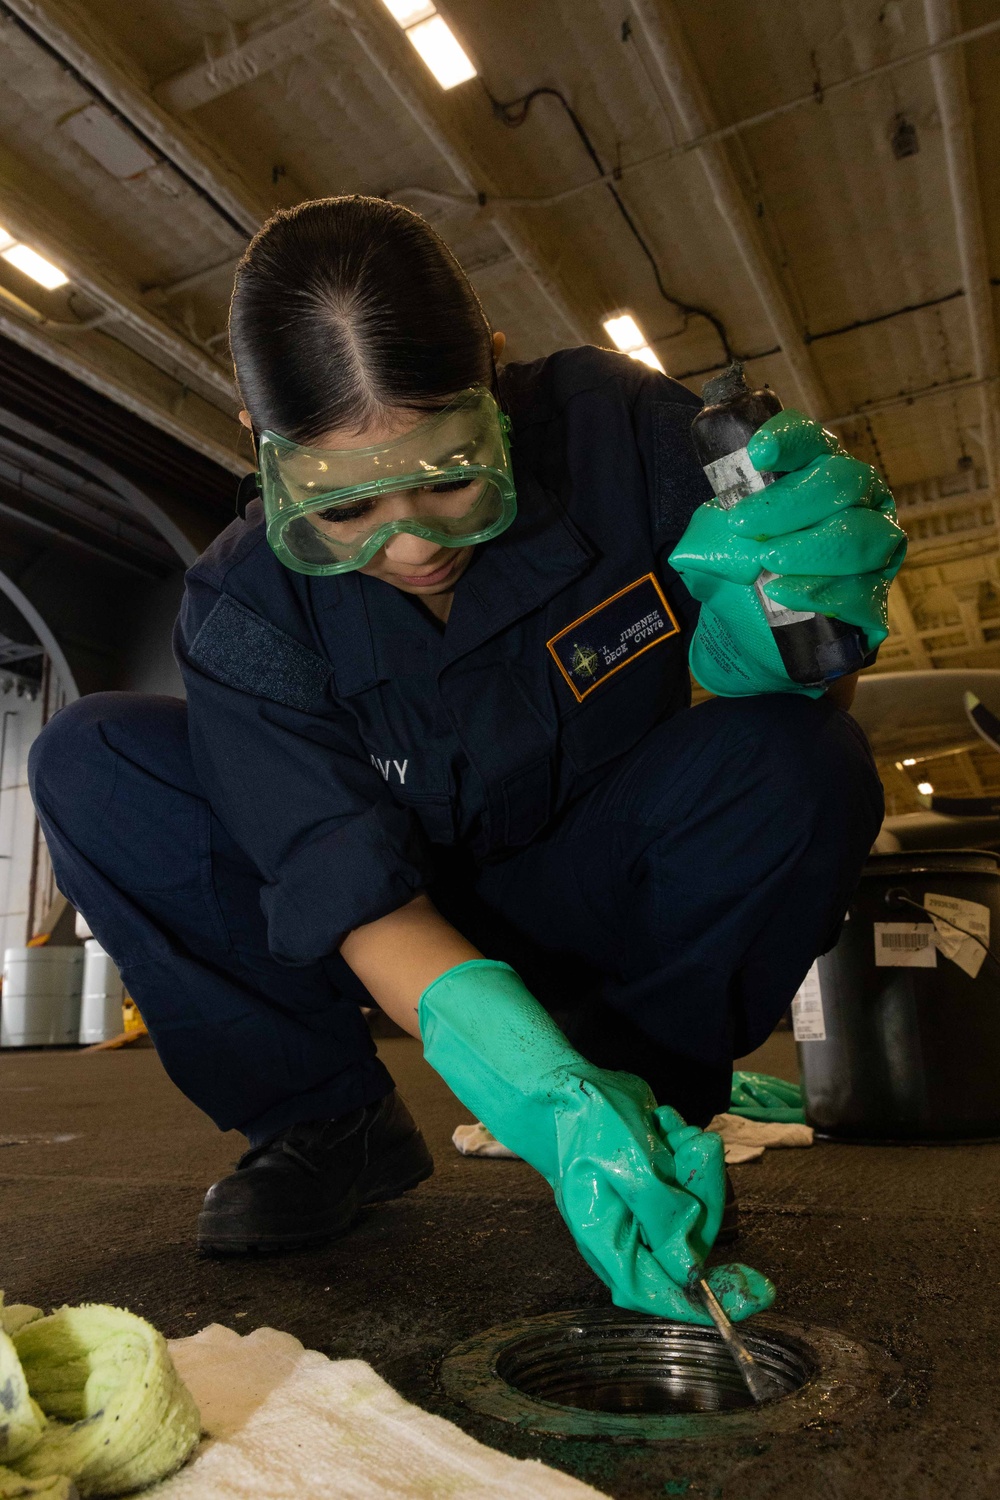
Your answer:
258,386 -> 516,576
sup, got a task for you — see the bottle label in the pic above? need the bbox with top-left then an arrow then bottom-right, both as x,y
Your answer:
754,574 -> 814,629
703,446 -> 769,508
702,447 -> 814,628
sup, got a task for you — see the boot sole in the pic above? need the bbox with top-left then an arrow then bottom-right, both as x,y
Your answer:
196,1134 -> 434,1256
361,1132 -> 434,1205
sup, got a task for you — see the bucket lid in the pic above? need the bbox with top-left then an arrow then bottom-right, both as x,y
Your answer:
864,848 -> 1000,877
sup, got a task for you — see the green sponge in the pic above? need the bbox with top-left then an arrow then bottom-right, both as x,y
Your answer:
10,1305 -> 200,1498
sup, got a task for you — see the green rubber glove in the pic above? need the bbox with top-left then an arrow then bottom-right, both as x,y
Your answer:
730,1071 -> 806,1124
419,959 -> 775,1324
669,410 -> 907,698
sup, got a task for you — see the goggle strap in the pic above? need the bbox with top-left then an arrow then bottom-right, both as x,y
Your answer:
236,470 -> 262,519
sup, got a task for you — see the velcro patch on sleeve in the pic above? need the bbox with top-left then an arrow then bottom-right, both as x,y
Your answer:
547,573 -> 680,702
188,594 -> 330,711
651,400 -> 714,546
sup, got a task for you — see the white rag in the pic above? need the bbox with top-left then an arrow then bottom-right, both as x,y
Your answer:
704,1112 -> 814,1164
452,1114 -> 814,1167
137,1323 -> 608,1500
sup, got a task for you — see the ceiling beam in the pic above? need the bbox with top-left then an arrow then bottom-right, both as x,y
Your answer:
0,170 -> 236,405
0,0 -> 265,464
0,307 -> 243,476
1,0 -> 267,234
957,749 -> 984,795
4,0 -> 592,439
626,0 -> 829,417
0,565 -> 78,701
328,0 -> 592,345
888,585 -> 932,669
154,0 -> 338,113
922,0 -> 1000,534
0,404 -> 223,561
0,492 -> 161,576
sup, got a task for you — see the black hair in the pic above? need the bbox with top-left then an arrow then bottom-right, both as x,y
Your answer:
229,196 -> 496,443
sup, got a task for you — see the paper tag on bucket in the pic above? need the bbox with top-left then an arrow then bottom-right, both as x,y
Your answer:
873,922 -> 937,967
923,892 -> 990,979
791,961 -> 826,1041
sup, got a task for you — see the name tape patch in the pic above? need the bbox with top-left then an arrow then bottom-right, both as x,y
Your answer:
547,573 -> 680,702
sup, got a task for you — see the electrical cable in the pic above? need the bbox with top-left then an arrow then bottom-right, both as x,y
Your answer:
483,81 -> 734,363
885,888 -> 1000,979
473,15 -> 1000,212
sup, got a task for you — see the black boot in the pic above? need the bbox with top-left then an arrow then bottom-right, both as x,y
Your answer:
197,1091 -> 433,1254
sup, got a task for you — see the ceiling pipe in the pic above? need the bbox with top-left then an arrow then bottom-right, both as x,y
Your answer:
467,15 -> 1000,213
825,372 -> 998,426
326,0 -> 592,345
922,0 -> 1000,529
627,0 -> 829,417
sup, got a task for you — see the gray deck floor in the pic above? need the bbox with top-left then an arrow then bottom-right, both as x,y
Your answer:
1,1030 -> 995,1499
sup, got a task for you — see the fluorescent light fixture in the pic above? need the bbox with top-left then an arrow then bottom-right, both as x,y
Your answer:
603,313 -> 645,352
603,312 -> 665,373
380,0 -> 476,89
902,757 -> 916,766
917,781 -> 934,796
629,344 -> 665,373
0,224 -> 14,252
381,0 -> 435,24
1,243 -> 68,290
405,14 -> 477,88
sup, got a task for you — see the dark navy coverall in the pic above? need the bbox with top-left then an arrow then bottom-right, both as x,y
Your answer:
30,348 -> 883,1142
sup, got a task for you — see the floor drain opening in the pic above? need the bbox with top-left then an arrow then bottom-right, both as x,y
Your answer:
496,1321 -> 812,1416
441,1309 -> 878,1441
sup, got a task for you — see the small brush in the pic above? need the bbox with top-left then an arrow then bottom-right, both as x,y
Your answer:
696,1277 -> 781,1404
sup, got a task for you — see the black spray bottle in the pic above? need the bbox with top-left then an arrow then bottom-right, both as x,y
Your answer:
690,363 -> 868,687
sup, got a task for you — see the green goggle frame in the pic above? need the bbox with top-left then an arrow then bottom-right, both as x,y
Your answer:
258,386 -> 516,576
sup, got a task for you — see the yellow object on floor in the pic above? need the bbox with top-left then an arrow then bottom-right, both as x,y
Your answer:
0,1296 -> 199,1498
121,998 -> 145,1036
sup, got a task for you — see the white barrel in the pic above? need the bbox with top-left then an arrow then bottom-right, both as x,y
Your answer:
1,947 -> 85,1047
78,939 -> 125,1044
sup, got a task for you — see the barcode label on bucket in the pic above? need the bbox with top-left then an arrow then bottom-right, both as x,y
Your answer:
791,961 -> 825,1041
873,922 -> 938,967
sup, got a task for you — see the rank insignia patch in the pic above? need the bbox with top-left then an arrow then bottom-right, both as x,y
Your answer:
547,573 -> 680,702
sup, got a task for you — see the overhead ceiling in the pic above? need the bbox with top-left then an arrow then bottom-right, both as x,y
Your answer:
2,0 -> 1000,805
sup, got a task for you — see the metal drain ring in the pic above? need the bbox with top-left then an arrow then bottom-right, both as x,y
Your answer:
439,1308 -> 883,1442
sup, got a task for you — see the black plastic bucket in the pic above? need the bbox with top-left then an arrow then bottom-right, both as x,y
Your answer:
797,850 -> 1000,1141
